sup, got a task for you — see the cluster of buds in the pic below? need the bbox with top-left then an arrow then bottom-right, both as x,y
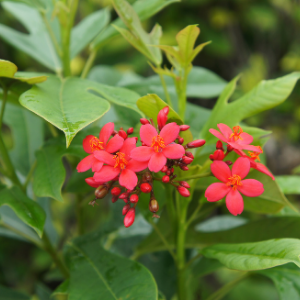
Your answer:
77,106 -> 206,227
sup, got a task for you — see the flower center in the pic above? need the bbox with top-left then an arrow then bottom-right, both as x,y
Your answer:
151,135 -> 166,152
113,152 -> 128,169
248,146 -> 263,162
229,126 -> 243,142
90,137 -> 104,151
227,174 -> 242,190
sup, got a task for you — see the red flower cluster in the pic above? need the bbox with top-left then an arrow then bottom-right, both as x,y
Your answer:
77,107 -> 206,227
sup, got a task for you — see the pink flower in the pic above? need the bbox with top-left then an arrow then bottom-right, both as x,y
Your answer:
209,124 -> 263,153
93,138 -> 148,190
130,123 -> 185,172
205,157 -> 264,216
77,122 -> 124,173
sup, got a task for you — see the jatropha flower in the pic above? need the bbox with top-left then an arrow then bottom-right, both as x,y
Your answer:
205,157 -> 264,216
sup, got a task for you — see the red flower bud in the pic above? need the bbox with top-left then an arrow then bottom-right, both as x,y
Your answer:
180,165 -> 189,171
161,166 -> 168,173
112,130 -> 118,136
225,160 -> 233,165
95,185 -> 108,199
166,169 -> 171,176
162,106 -> 169,115
157,106 -> 169,130
216,140 -> 224,150
118,129 -> 127,139
211,149 -> 225,161
130,194 -> 139,203
177,186 -> 190,197
85,177 -> 102,188
162,175 -> 170,183
227,145 -> 234,152
187,139 -> 206,148
180,181 -> 190,188
170,167 -> 174,173
140,183 -> 152,193
209,154 -> 214,161
185,151 -> 194,159
111,187 -> 121,196
142,142 -> 147,146
149,199 -> 159,213
179,125 -> 190,131
119,192 -> 129,199
122,204 -> 131,215
182,156 -> 193,165
127,127 -> 134,135
111,196 -> 118,203
178,137 -> 184,144
140,118 -> 150,125
142,171 -> 152,182
124,208 -> 135,227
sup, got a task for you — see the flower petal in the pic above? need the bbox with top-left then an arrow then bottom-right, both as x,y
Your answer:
211,161 -> 231,183
120,137 -> 137,159
217,123 -> 233,139
130,146 -> 154,161
106,134 -> 124,153
232,157 -> 250,179
162,144 -> 185,159
92,160 -> 104,172
127,159 -> 149,172
148,152 -> 167,172
228,142 -> 263,153
99,122 -> 114,145
82,135 -> 95,154
205,182 -> 230,202
209,129 -> 228,143
238,179 -> 264,197
226,189 -> 244,216
237,132 -> 253,145
253,163 -> 275,180
93,166 -> 120,182
76,155 -> 96,172
140,124 -> 158,146
119,169 -> 138,190
160,122 -> 180,145
85,177 -> 103,188
93,150 -> 115,166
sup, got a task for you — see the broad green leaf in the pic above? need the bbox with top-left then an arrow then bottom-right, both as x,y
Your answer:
200,72 -> 300,139
276,175 -> 300,195
1,0 -> 49,9
0,285 -> 31,300
258,265 -> 300,300
3,101 -> 44,175
70,8 -> 110,58
0,59 -> 47,84
91,0 -> 178,50
201,238 -> 300,271
66,234 -> 158,300
0,186 -> 45,237
0,2 -> 61,72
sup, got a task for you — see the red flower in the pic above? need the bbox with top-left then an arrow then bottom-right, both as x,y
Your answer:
209,124 -> 263,153
77,122 -> 124,173
93,138 -> 148,190
205,157 -> 264,216
130,123 -> 185,172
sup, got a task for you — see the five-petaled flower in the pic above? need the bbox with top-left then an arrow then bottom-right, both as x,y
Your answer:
205,157 -> 264,216
77,122 -> 124,173
130,123 -> 185,172
209,124 -> 263,153
93,137 -> 148,190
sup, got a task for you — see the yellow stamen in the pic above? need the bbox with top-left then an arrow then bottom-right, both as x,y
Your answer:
229,126 -> 243,142
151,135 -> 166,152
113,152 -> 128,169
227,174 -> 242,190
90,137 -> 104,151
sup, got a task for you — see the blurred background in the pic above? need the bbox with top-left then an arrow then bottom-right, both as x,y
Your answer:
1,0 -> 300,299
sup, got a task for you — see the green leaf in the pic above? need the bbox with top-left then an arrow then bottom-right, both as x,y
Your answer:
201,238 -> 300,271
52,280 -> 69,298
192,257 -> 223,277
91,0 -> 178,50
35,283 -> 52,300
0,2 -> 61,72
0,285 -> 31,300
70,8 -> 110,58
200,72 -> 300,139
276,175 -> 300,195
0,186 -> 45,237
66,234 -> 158,300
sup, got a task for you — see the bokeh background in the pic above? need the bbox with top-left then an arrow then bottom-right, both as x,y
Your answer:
0,0 -> 300,299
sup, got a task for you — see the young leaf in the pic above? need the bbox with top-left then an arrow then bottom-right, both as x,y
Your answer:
201,238 -> 300,271
276,175 -> 300,195
65,234 -> 158,300
0,186 -> 46,237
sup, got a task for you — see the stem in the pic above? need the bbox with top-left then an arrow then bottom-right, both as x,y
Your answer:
177,172 -> 211,181
42,232 -> 70,278
23,160 -> 37,189
184,252 -> 202,270
175,67 -> 189,121
158,73 -> 172,107
206,273 -> 248,300
185,201 -> 203,229
0,87 -> 7,128
81,50 -> 96,79
76,195 -> 84,235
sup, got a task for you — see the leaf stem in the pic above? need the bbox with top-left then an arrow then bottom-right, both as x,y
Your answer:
0,86 -> 7,129
184,252 -> 202,270
158,73 -> 172,107
23,160 -> 37,189
176,172 -> 211,181
81,50 -> 96,79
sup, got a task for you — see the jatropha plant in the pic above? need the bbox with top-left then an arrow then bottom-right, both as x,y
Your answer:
1,0 -> 300,299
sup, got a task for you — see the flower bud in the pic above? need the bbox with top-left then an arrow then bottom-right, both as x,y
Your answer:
124,208 -> 135,227
119,192 -> 129,199
211,149 -> 225,161
140,183 -> 152,193
180,181 -> 190,188
179,125 -> 190,131
182,156 -> 193,165
166,169 -> 171,176
225,160 -> 233,166
127,127 -> 134,135
227,145 -> 234,152
162,175 -> 170,183
112,130 -> 118,136
162,106 -> 169,115
118,129 -> 127,139
178,137 -> 184,144
122,204 -> 131,215
187,139 -> 206,148
161,166 -> 168,173
157,106 -> 169,130
180,165 -> 189,171
111,187 -> 121,196
85,177 -> 102,188
149,199 -> 159,213
95,185 -> 108,199
177,186 -> 190,197
140,118 -> 150,125
111,196 -> 118,203
185,151 -> 194,159
142,171 -> 152,182
216,140 -> 224,150
130,194 -> 139,203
